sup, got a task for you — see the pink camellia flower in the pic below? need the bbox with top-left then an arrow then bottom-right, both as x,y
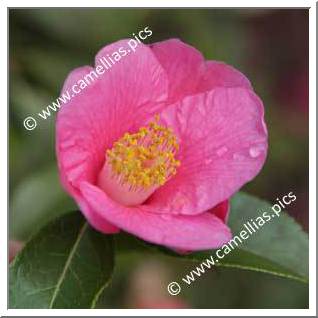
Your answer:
56,39 -> 268,251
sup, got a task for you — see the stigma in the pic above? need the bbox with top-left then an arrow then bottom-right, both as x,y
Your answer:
98,115 -> 180,206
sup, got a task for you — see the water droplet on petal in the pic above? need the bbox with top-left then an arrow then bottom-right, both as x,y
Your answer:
216,146 -> 228,157
249,145 -> 264,158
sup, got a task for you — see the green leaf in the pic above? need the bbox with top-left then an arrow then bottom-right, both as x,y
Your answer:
228,192 -> 308,279
9,212 -> 114,309
115,192 -> 308,283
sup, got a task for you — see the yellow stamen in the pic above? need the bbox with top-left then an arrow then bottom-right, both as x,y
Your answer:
107,115 -> 180,189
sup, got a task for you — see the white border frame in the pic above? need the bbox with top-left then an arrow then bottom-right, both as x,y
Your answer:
2,0 -> 316,316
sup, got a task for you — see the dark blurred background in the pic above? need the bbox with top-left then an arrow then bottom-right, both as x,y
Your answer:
9,9 -> 309,308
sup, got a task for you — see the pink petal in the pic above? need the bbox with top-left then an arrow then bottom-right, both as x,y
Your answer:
198,61 -> 252,92
209,200 -> 230,223
58,161 -> 119,233
170,201 -> 230,254
56,41 -> 169,228
145,87 -> 268,215
150,39 -> 206,103
80,182 -> 232,250
150,40 -> 252,103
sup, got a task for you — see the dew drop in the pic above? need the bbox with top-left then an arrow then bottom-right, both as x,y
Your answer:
249,145 -> 264,158
216,146 -> 228,157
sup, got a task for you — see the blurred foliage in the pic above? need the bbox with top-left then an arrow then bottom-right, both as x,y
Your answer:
9,9 -> 309,308
97,253 -> 308,309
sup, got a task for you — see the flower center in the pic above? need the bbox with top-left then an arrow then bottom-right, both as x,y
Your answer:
98,116 -> 180,206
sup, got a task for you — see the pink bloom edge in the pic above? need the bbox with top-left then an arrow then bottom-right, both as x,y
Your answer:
56,39 -> 268,251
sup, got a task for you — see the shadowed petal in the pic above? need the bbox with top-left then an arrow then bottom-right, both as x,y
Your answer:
150,39 -> 206,103
198,61 -> 252,91
209,200 -> 230,223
